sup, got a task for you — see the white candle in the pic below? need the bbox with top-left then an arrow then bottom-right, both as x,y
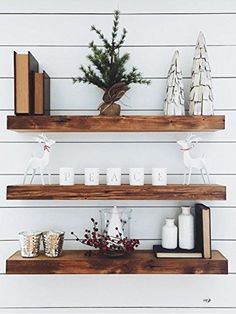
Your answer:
107,206 -> 123,238
106,168 -> 121,185
84,168 -> 99,185
59,168 -> 75,185
129,168 -> 144,185
152,168 -> 167,185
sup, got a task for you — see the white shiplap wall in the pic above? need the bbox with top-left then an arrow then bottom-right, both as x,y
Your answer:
0,0 -> 236,313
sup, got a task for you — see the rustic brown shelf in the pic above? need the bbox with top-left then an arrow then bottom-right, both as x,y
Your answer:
7,184 -> 226,200
7,115 -> 225,132
6,250 -> 228,274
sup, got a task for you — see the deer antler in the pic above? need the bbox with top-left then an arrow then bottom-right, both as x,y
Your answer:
33,133 -> 48,143
186,133 -> 194,142
186,133 -> 201,143
40,133 -> 48,142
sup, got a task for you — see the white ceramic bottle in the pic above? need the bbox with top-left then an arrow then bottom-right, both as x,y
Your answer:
162,218 -> 177,249
178,206 -> 194,249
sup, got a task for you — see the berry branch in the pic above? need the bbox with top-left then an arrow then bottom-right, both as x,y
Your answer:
71,218 -> 140,255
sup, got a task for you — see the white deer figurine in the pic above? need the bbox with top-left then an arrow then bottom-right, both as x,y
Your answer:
23,134 -> 56,185
177,134 -> 210,185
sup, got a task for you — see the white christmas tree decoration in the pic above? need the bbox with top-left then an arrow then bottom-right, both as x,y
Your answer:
163,50 -> 185,115
189,32 -> 214,115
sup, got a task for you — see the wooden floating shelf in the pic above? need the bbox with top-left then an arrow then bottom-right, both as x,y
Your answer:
6,250 -> 228,275
7,115 -> 225,132
7,184 -> 226,200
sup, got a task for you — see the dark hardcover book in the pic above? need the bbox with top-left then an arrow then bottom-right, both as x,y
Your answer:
34,71 -> 50,115
153,245 -> 202,258
195,203 -> 212,259
194,204 -> 203,253
14,51 -> 39,115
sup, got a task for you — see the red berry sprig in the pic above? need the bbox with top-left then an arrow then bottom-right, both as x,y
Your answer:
71,218 -> 140,254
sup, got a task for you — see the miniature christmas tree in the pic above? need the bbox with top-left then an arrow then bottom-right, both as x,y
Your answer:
189,32 -> 214,115
163,50 -> 185,115
73,10 -> 150,116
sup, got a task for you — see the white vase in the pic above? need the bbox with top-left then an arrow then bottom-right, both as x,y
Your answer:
178,206 -> 194,250
162,218 -> 177,249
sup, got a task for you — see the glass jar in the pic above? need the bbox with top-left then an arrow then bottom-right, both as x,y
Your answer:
99,206 -> 132,256
100,206 -> 132,238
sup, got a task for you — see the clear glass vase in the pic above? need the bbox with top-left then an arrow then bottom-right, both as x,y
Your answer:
99,207 -> 132,256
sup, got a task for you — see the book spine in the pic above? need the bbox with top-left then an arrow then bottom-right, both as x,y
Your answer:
194,205 -> 203,253
34,71 -> 50,115
195,203 -> 212,259
14,51 -> 39,115
34,73 -> 43,114
13,51 -> 17,114
14,53 -> 30,114
43,71 -> 50,115
28,52 -> 39,115
202,207 -> 212,259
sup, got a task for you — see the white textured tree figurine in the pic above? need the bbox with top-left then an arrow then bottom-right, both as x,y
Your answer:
163,50 -> 185,115
189,32 -> 214,115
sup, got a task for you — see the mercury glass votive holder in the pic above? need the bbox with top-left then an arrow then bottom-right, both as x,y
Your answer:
19,231 -> 42,258
42,230 -> 65,257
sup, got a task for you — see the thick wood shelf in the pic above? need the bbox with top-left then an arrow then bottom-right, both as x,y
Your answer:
7,184 -> 226,200
7,115 -> 225,132
6,250 -> 228,274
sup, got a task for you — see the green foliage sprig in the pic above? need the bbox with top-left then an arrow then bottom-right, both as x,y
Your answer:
73,10 -> 150,90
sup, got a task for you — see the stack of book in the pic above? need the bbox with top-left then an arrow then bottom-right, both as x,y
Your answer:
14,51 -> 50,115
153,203 -> 211,259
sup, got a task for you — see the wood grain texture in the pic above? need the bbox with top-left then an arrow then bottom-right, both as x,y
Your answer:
6,184 -> 226,200
6,250 -> 228,275
1,240 -> 236,274
7,115 -> 225,132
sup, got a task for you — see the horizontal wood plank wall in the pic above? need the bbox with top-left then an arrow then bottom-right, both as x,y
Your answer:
0,0 -> 236,312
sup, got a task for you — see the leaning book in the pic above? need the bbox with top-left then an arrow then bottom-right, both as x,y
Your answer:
195,203 -> 212,259
14,51 -> 39,115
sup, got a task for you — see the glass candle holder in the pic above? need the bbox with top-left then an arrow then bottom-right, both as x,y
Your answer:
19,231 -> 42,258
100,207 -> 132,239
42,230 -> 65,257
99,207 -> 133,256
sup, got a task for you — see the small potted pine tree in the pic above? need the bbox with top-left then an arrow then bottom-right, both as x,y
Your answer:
73,10 -> 150,116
